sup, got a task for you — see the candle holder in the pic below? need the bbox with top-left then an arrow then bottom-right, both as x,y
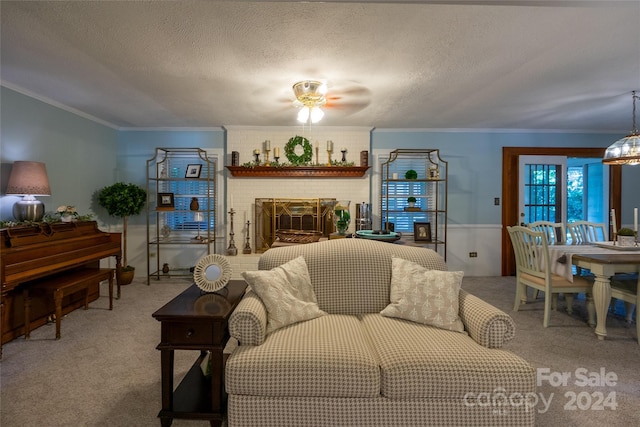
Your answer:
227,208 -> 238,256
243,220 -> 252,254
612,231 -> 617,246
265,149 -> 271,166
315,146 -> 320,165
274,156 -> 279,164
253,152 -> 260,164
635,231 -> 638,247
327,149 -> 333,166
341,149 -> 347,162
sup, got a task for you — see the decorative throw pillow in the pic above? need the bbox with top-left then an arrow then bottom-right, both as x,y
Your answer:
381,257 -> 465,332
242,256 -> 327,334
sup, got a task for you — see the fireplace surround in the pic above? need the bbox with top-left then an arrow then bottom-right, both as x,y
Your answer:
254,198 -> 336,252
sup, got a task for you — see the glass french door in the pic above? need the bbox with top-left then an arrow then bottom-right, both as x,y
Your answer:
518,156 -> 567,226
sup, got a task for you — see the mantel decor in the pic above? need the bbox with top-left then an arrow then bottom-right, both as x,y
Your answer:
226,165 -> 369,178
284,136 -> 313,165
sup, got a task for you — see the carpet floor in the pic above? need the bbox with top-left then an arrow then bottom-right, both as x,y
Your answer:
1,276 -> 638,427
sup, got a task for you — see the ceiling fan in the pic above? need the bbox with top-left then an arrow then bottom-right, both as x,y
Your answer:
278,79 -> 371,123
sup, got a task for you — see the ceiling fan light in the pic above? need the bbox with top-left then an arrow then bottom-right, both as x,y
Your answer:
310,106 -> 324,123
297,106 -> 310,123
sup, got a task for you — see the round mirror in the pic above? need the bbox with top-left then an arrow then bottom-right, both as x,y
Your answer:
205,264 -> 222,281
193,254 -> 232,292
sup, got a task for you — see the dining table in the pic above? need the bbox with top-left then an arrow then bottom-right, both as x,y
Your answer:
547,242 -> 640,340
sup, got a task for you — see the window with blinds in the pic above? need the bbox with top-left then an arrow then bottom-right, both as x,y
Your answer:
158,154 -> 216,233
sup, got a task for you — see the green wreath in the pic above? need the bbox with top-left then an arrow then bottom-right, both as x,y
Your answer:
284,136 -> 313,165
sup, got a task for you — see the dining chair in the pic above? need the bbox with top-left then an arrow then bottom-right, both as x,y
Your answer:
610,274 -> 639,344
567,221 -> 608,245
507,225 -> 593,327
527,221 -> 567,245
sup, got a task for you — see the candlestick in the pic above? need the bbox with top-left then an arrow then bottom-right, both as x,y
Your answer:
264,140 -> 270,150
243,220 -> 252,254
253,150 -> 260,164
341,149 -> 347,162
264,149 -> 271,166
611,209 -> 617,244
315,146 -> 319,165
327,149 -> 333,166
634,207 -> 638,232
227,208 -> 238,256
274,146 -> 280,157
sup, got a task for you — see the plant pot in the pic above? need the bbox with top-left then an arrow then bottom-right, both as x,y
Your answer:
617,235 -> 636,247
117,267 -> 135,286
407,202 -> 415,208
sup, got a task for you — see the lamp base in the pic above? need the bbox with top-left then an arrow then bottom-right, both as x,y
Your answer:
13,199 -> 45,222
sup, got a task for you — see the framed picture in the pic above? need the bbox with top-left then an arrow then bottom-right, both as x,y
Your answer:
157,192 -> 175,210
185,164 -> 202,178
414,222 -> 432,242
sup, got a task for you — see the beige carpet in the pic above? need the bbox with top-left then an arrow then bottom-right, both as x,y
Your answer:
1,276 -> 638,427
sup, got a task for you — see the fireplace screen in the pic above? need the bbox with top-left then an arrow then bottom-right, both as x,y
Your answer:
255,198 -> 336,252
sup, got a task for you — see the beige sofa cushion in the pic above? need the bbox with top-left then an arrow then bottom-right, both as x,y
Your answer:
360,314 -> 535,399
226,315 -> 381,398
381,257 -> 465,332
242,256 -> 327,334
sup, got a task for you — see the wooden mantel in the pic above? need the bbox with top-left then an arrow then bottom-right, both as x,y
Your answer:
226,166 -> 370,178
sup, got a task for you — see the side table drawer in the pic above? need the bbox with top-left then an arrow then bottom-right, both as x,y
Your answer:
163,321 -> 214,346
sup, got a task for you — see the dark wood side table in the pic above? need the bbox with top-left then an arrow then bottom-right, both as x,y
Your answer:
152,280 -> 247,427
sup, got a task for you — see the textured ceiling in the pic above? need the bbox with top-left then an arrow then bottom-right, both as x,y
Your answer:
1,1 -> 639,131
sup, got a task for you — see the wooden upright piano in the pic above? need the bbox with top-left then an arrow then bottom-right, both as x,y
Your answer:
0,221 -> 121,356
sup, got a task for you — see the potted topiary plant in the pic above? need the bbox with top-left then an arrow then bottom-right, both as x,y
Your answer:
407,196 -> 417,208
616,227 -> 636,247
97,182 -> 146,285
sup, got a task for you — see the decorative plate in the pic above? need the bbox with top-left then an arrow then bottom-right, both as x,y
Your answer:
356,230 -> 401,242
193,254 -> 233,292
284,136 -> 313,165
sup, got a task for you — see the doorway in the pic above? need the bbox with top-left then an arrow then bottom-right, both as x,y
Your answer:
501,147 -> 622,276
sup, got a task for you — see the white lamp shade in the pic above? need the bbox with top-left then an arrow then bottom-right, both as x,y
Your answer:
310,106 -> 324,123
297,106 -> 310,123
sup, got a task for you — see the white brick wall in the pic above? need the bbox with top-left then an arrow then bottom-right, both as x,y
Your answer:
225,126 -> 372,251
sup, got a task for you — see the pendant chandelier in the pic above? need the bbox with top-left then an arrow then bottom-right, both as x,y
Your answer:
293,80 -> 327,124
603,91 -> 640,165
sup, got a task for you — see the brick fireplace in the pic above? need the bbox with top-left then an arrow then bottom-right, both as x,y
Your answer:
224,126 -> 372,252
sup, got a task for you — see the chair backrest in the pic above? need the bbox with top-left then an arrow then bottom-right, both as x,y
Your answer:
507,225 -> 551,287
527,221 -> 567,245
567,221 -> 608,244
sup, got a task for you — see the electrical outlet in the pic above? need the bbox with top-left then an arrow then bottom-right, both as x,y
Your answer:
494,197 -> 500,206
469,252 -> 478,258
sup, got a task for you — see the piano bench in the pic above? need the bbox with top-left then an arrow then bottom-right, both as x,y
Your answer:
23,268 -> 115,340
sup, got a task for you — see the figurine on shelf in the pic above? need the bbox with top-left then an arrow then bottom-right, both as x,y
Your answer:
162,263 -> 170,274
190,197 -> 199,211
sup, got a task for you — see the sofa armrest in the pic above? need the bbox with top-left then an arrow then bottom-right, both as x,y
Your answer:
228,290 -> 268,346
458,289 -> 516,348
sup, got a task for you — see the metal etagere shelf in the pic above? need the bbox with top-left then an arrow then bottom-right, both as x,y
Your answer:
146,148 -> 217,284
380,149 -> 448,260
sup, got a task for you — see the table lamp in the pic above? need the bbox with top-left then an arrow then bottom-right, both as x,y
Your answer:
5,161 -> 51,222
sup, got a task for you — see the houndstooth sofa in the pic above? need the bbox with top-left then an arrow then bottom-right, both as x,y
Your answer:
226,238 -> 536,426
